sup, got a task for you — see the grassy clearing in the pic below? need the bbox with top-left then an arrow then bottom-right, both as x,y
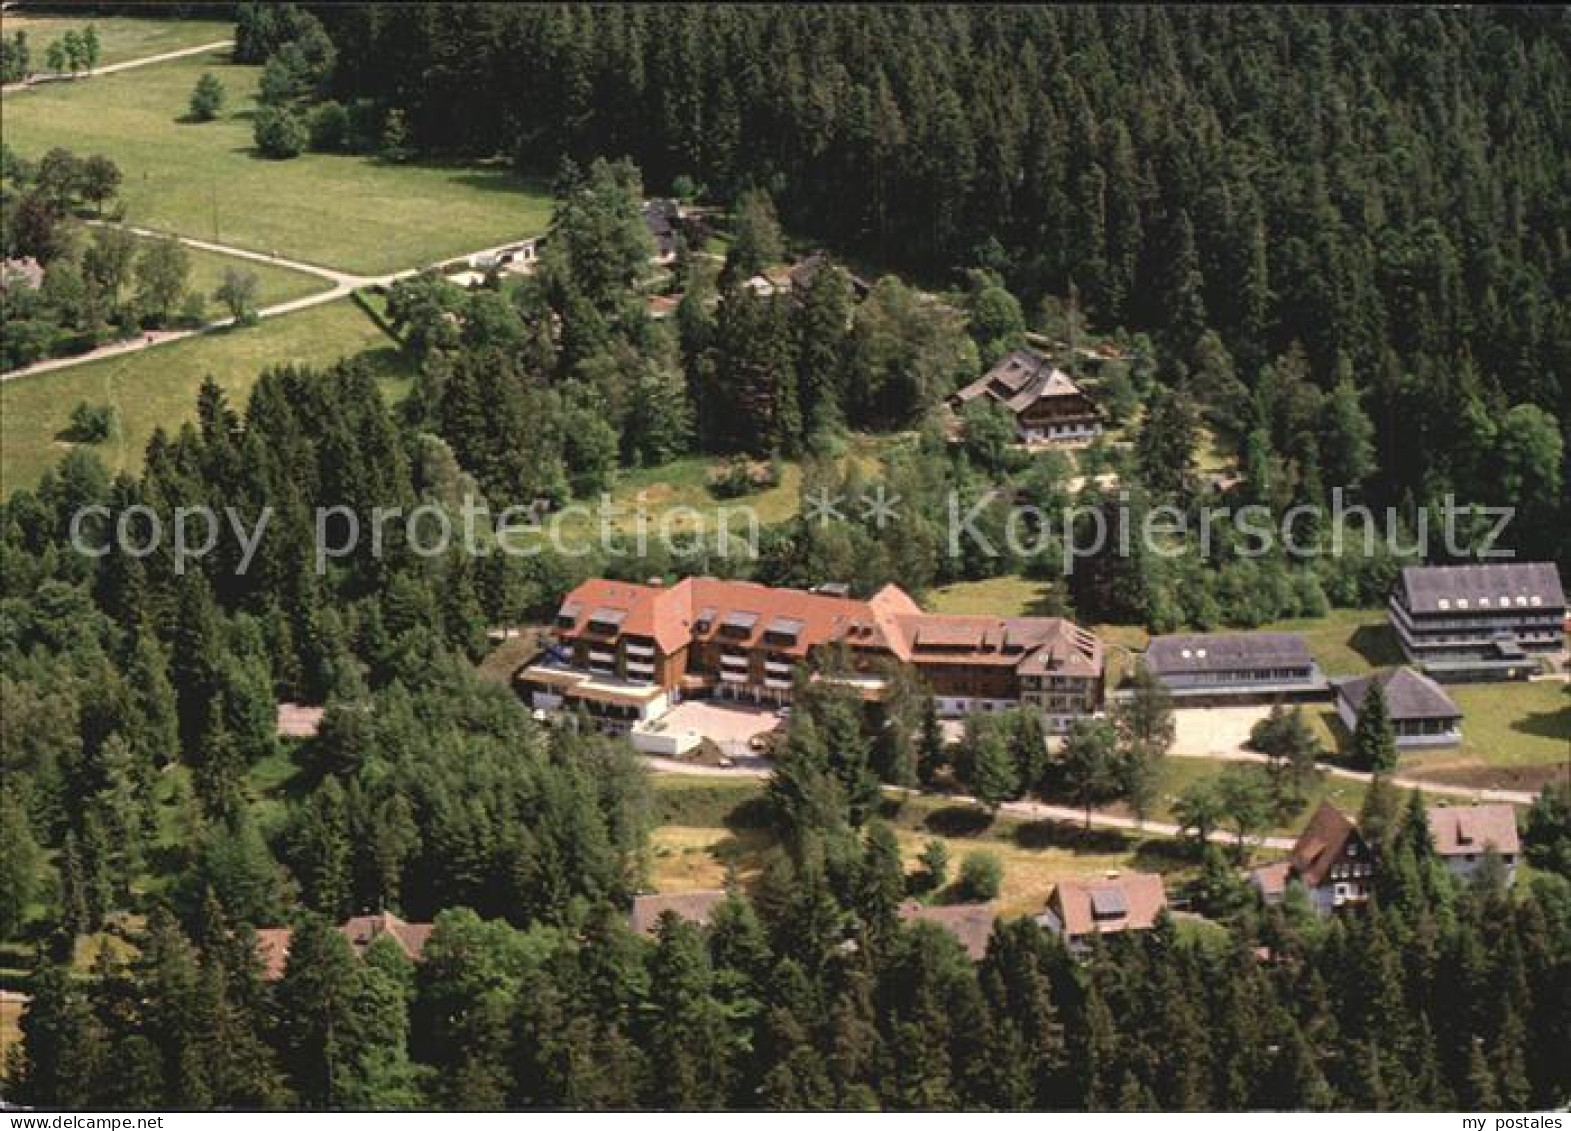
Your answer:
523,435 -> 899,546
1254,606 -> 1402,676
647,775 -> 1200,919
1,298 -> 410,493
4,15 -> 233,68
926,575 -> 1057,617
177,238 -> 332,310
1145,756 -> 1383,836
3,50 -> 553,273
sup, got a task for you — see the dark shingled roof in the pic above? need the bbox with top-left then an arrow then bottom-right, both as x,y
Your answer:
1398,562 -> 1566,615
1288,802 -> 1365,887
951,349 -> 1095,414
1335,667 -> 1462,722
898,900 -> 997,961
1146,632 -> 1313,676
630,890 -> 728,935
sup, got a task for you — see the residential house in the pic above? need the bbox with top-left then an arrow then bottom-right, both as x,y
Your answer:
1144,632 -> 1326,705
897,900 -> 997,961
1250,802 -> 1373,913
1334,667 -> 1463,749
518,577 -> 1104,733
642,198 -> 682,262
254,912 -> 434,981
629,890 -> 729,935
949,349 -> 1102,444
1427,804 -> 1521,886
1037,873 -> 1168,950
1388,562 -> 1566,681
787,251 -> 871,300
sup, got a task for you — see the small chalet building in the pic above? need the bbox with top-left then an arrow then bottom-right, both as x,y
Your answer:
1144,632 -> 1326,705
630,890 -> 729,935
897,900 -> 997,962
1038,873 -> 1168,950
1250,802 -> 1373,914
949,349 -> 1102,445
1334,667 -> 1462,749
1388,562 -> 1566,681
1427,804 -> 1521,886
642,198 -> 682,262
519,577 -> 1104,733
254,912 -> 433,981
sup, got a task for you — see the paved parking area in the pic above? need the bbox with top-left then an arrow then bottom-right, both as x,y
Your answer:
656,700 -> 783,752
1170,705 -> 1274,758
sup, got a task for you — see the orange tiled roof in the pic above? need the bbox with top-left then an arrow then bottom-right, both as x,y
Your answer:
552,577 -> 1100,675
1048,873 -> 1168,938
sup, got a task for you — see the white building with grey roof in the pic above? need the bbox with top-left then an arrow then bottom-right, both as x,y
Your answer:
1142,632 -> 1327,705
1388,562 -> 1566,681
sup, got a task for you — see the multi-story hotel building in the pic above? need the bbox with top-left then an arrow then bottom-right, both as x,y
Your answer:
518,576 -> 1104,732
1388,562 -> 1566,681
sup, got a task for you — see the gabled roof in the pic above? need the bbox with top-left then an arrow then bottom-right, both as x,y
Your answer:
1046,873 -> 1167,937
1335,667 -> 1461,722
1398,562 -> 1566,615
1426,804 -> 1520,858
1146,632 -> 1312,676
254,912 -> 434,981
952,349 -> 1096,415
550,576 -> 1100,677
898,900 -> 997,961
1288,802 -> 1365,887
630,890 -> 728,935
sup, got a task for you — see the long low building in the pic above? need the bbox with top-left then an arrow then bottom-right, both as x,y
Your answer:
1388,562 -> 1566,681
518,576 -> 1104,732
1334,667 -> 1462,749
1144,632 -> 1326,705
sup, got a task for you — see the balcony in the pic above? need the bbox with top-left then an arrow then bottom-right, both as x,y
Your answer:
764,659 -> 793,676
625,641 -> 656,659
720,652 -> 750,670
764,676 -> 792,691
589,649 -> 616,665
626,660 -> 655,680
720,669 -> 748,684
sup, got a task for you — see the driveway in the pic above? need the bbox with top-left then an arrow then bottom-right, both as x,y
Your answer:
653,700 -> 782,757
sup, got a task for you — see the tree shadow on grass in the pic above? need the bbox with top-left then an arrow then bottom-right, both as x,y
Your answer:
923,804 -> 994,839
1510,700 -> 1571,742
1349,623 -> 1403,668
1012,818 -> 1131,854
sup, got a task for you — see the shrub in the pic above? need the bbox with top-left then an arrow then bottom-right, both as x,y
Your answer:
254,105 -> 306,159
69,400 -> 116,443
706,456 -> 779,499
957,850 -> 1002,901
308,100 -> 349,151
188,72 -> 226,121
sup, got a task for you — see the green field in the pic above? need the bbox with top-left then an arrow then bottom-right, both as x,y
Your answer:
926,575 -> 1058,617
2,49 -> 553,274
650,776 -> 1198,919
1,299 -> 410,492
3,15 -> 233,68
177,240 -> 332,311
